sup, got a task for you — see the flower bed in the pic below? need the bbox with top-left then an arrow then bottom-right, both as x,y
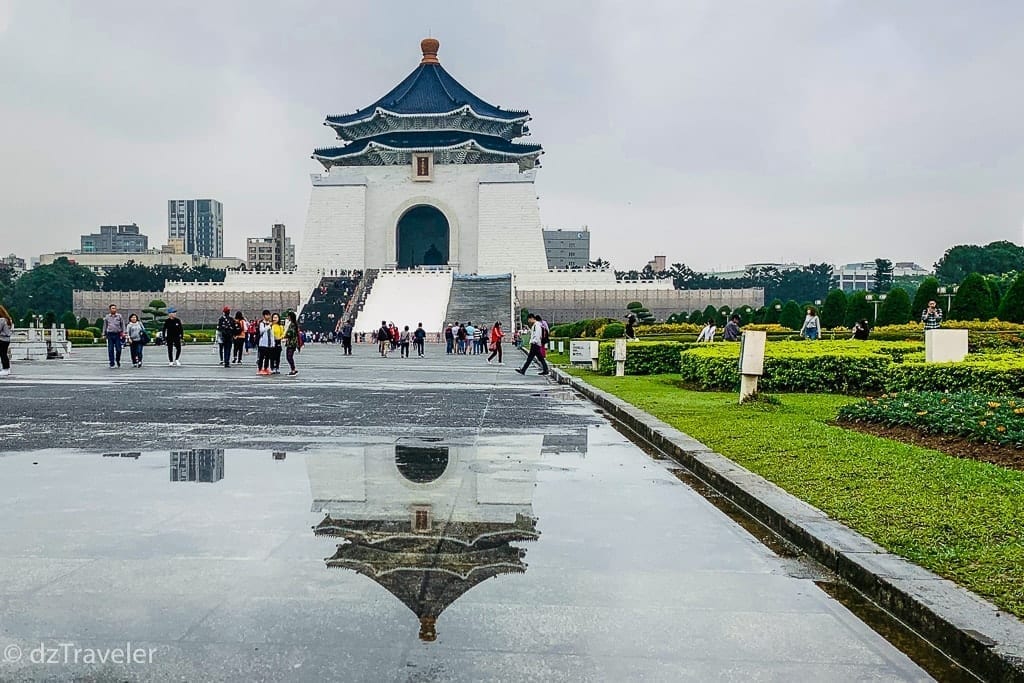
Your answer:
838,391 -> 1024,448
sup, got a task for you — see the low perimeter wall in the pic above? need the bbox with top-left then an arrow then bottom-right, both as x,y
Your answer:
73,290 -> 302,325
517,287 -> 764,323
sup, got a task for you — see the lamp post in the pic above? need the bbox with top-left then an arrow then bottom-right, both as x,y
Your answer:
865,293 -> 887,324
936,285 -> 958,313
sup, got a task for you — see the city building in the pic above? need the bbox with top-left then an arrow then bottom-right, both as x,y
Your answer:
169,449 -> 225,483
168,199 -> 224,258
0,253 -> 27,276
80,224 -> 148,254
647,255 -> 666,272
832,261 -> 931,292
542,228 -> 590,269
247,223 -> 296,271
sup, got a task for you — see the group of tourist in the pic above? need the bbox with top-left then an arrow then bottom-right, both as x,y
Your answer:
373,321 -> 428,358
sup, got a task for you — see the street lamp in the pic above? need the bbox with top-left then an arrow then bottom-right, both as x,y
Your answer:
865,293 -> 887,323
936,286 -> 958,313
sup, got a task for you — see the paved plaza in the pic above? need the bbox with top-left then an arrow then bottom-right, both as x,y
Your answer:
0,344 -> 933,681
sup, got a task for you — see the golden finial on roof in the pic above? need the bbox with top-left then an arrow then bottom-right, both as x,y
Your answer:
420,38 -> 440,64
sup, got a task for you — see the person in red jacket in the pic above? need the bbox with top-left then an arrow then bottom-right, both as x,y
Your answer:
487,322 -> 504,365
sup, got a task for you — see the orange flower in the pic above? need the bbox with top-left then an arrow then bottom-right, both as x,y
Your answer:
988,401 -> 1001,409
1014,407 -> 1024,415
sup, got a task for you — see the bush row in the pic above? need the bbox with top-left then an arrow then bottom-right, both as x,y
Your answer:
597,341 -> 687,375
838,391 -> 1024,447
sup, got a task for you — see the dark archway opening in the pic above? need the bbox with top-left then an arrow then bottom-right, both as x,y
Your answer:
397,205 -> 449,269
395,445 -> 450,484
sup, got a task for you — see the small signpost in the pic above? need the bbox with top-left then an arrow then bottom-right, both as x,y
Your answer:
738,331 -> 766,403
925,329 -> 968,363
557,340 -> 564,354
570,341 -> 600,371
613,338 -> 627,377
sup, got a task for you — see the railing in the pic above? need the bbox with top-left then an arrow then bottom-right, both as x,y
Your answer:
344,268 -> 378,326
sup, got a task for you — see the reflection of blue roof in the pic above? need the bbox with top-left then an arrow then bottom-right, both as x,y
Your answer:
326,63 -> 529,127
314,131 -> 542,160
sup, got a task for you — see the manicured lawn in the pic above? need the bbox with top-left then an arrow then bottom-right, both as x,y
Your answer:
567,370 -> 1024,618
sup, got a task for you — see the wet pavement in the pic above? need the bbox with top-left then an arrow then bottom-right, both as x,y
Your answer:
0,346 -> 932,681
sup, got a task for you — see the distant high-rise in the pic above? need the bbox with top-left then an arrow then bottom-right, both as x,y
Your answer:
246,223 -> 295,271
168,199 -> 223,258
542,228 -> 590,269
81,224 -> 148,253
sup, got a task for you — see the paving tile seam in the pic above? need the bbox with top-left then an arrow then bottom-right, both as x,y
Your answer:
552,367 -> 1024,682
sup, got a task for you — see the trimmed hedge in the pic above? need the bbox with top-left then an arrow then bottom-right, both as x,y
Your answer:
597,341 -> 687,375
886,356 -> 1024,397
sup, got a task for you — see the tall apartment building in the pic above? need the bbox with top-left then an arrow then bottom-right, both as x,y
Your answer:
246,223 -> 295,271
542,228 -> 590,269
80,224 -> 148,253
832,261 -> 931,292
168,199 -> 224,258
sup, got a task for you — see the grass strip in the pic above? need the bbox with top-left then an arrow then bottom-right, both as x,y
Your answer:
566,370 -> 1024,618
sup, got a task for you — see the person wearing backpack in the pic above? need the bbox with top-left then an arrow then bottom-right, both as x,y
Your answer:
515,313 -> 549,376
413,322 -> 426,357
216,306 -> 237,368
284,311 -> 301,376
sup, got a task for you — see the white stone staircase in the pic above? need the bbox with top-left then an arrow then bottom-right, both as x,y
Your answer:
354,270 -> 453,335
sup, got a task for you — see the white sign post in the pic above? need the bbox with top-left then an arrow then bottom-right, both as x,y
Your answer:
613,338 -> 627,377
738,331 -> 767,403
570,341 -> 600,370
925,329 -> 968,363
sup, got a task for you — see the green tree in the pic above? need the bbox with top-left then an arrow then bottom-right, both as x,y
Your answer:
21,309 -> 36,327
94,317 -> 104,329
142,299 -> 169,327
102,261 -> 163,291
819,289 -> 848,329
950,273 -> 995,321
701,304 -> 718,323
60,311 -> 77,329
5,258 -> 98,319
872,258 -> 894,294
934,241 -> 1024,283
876,287 -> 911,325
43,311 -> 57,327
77,317 -> 90,330
996,271 -> 1024,323
765,299 -> 783,324
779,300 -> 803,331
910,276 -> 940,320
687,310 -> 703,324
845,290 -> 872,327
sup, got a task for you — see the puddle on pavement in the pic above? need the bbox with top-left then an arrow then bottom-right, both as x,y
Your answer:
0,428 -> 941,680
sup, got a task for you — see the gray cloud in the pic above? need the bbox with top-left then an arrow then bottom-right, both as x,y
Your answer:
1,0 -> 1022,273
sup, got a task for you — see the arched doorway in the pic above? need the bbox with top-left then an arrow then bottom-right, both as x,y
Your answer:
397,205 -> 449,269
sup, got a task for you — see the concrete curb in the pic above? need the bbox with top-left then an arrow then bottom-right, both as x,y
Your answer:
553,368 -> 1024,682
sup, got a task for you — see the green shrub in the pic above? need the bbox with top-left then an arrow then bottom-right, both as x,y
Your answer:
997,271 -> 1024,323
597,341 -> 686,375
677,341 -> 924,393
687,310 -> 704,324
77,317 -> 90,330
66,329 -> 94,341
83,326 -> 101,338
820,289 -> 847,329
765,299 -> 783,324
877,287 -> 911,325
951,273 -> 995,321
839,391 -> 1024,447
600,322 -> 625,339
779,300 -> 803,331
886,356 -> 1024,396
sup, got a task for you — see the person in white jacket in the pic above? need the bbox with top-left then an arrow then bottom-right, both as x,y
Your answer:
515,313 -> 549,376
696,320 -> 717,343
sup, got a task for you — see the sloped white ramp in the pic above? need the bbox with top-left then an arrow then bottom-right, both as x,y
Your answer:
355,270 -> 453,335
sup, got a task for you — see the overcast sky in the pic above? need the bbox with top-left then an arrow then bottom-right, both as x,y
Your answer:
2,0 -> 1023,272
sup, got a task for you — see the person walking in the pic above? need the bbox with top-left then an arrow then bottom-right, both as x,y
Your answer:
284,311 -> 301,376
399,325 -> 411,358
339,318 -> 353,356
696,319 -> 717,343
162,308 -> 184,366
921,300 -> 943,330
800,307 -> 821,340
487,321 -> 504,364
126,314 -> 147,367
377,320 -> 390,357
851,319 -> 871,340
217,306 -> 237,368
270,313 -> 284,374
101,304 -> 126,368
0,305 -> 13,377
232,312 -> 247,364
515,313 -> 549,376
723,314 -> 741,342
414,323 -> 426,357
444,323 -> 454,355
257,310 -> 274,375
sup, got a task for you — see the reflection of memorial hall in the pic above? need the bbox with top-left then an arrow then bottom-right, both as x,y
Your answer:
308,436 -> 544,641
